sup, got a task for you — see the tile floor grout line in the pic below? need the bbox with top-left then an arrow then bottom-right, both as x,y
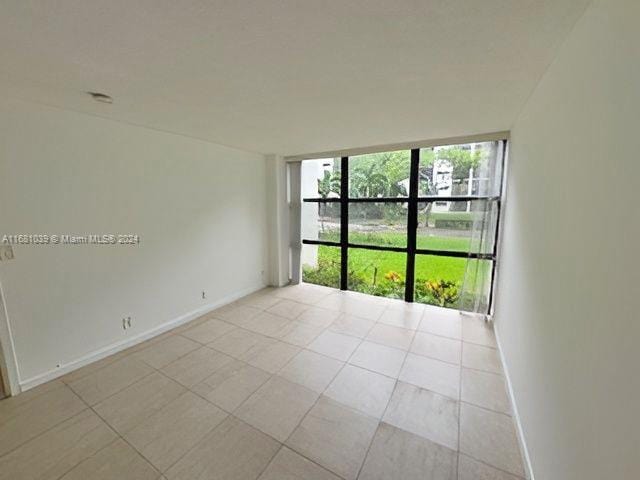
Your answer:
0,388 -> 130,471
0,399 -> 94,461
253,443 -> 349,480
0,378 -> 67,411
277,324 -> 369,480
458,451 -> 527,479
59,354 -> 129,386
405,346 -> 462,367
460,339 -> 499,349
53,435 -> 124,480
85,373 -> 233,479
69,384 -> 164,479
78,368 -> 160,411
353,332 -> 411,479
59,336 -> 166,386
352,305 -> 417,480
175,318 -> 237,345
147,393 -> 246,476
231,410 -> 350,480
460,363 -> 506,376
151,367 -> 238,418
414,328 -> 462,342
135,336 -> 204,372
186,300 -> 343,452
458,398 -> 513,417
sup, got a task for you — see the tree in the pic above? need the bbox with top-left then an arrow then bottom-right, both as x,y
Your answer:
418,148 -> 438,226
317,170 -> 340,198
436,146 -> 482,181
348,152 -> 410,223
350,165 -> 389,198
349,151 -> 410,198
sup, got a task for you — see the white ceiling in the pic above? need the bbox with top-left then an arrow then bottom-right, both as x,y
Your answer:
0,0 -> 590,156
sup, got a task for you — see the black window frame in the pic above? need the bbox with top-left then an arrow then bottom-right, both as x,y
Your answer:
301,142 -> 506,312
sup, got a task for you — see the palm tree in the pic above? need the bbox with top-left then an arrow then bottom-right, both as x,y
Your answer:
350,165 -> 389,198
317,170 -> 340,198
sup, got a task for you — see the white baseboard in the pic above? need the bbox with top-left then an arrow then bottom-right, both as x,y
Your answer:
18,283 -> 265,392
494,324 -> 535,480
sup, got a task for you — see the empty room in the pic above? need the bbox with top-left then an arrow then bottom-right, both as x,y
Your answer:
0,1 -> 637,479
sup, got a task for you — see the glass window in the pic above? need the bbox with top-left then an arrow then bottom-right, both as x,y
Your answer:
348,248 -> 406,300
419,141 -> 502,198
348,202 -> 407,247
302,244 -> 341,289
416,199 -> 497,253
348,150 -> 410,199
413,255 -> 492,311
413,254 -> 466,308
301,158 -> 341,199
458,258 -> 494,313
302,202 -> 340,243
298,139 -> 504,314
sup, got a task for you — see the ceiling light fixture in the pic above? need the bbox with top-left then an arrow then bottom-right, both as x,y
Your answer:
88,92 -> 113,104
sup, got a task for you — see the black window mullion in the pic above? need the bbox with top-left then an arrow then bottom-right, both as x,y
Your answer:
404,149 -> 420,302
340,156 -> 349,290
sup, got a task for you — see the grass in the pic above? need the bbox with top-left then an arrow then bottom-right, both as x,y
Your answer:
344,231 -> 471,252
316,240 -> 473,284
305,231 -> 492,309
306,210 -> 488,308
307,214 -> 492,308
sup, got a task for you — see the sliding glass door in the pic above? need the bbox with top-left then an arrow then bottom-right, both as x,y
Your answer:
300,139 -> 505,314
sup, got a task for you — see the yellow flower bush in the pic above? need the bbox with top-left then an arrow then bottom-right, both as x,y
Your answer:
384,271 -> 402,282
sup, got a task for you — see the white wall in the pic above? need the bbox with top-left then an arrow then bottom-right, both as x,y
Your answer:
494,0 -> 639,478
0,98 -> 269,387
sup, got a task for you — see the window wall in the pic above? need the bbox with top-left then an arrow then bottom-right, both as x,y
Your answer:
300,140 -> 505,313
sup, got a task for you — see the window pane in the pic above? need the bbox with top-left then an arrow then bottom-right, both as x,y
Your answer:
348,248 -> 406,300
458,258 -> 494,313
416,200 -> 497,253
348,150 -> 410,199
302,244 -> 340,289
348,202 -> 407,247
301,158 -> 341,199
419,141 -> 502,197
302,202 -> 340,243
413,255 -> 492,311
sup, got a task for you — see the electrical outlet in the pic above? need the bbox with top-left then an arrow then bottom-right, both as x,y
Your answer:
202,290 -> 206,300
127,316 -> 132,328
122,318 -> 127,330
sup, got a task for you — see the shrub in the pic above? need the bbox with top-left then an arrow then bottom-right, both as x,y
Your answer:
302,257 -> 340,287
434,219 -> 473,230
415,279 -> 460,307
304,259 -> 462,309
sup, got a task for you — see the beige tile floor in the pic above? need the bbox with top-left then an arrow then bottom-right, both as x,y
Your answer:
0,283 -> 526,480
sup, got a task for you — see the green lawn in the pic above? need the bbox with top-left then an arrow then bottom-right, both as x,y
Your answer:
316,239 -> 471,283
316,231 -> 476,281
320,230 -> 471,250
304,230 -> 491,309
